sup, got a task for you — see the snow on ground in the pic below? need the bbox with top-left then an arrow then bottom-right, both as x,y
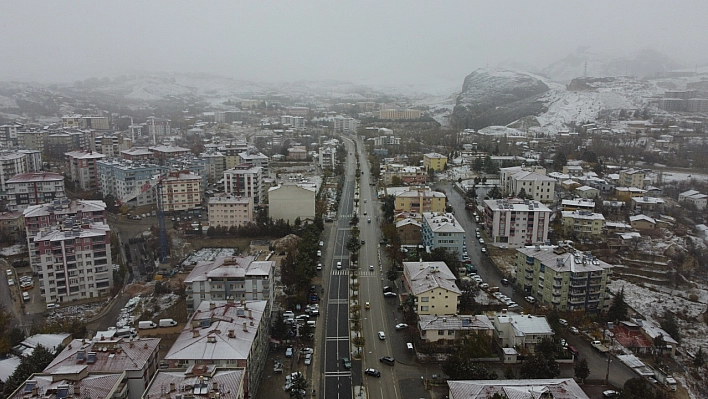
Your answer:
607,279 -> 708,356
0,245 -> 27,257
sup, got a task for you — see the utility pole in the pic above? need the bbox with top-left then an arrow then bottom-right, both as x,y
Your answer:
605,329 -> 615,384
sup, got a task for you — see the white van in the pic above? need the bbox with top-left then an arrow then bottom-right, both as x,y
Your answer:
159,318 -> 178,327
138,321 -> 157,329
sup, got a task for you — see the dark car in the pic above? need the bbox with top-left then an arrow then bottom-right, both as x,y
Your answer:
364,368 -> 381,377
383,292 -> 396,298
379,356 -> 395,366
383,286 -> 393,293
501,278 -> 510,286
342,357 -> 352,370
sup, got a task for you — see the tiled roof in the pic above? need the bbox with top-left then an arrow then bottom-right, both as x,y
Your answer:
10,373 -> 124,399
7,172 -> 63,183
403,261 -> 461,295
144,367 -> 244,399
45,338 -> 160,373
22,200 -> 106,219
185,256 -> 273,283
447,379 -> 589,399
418,314 -> 493,332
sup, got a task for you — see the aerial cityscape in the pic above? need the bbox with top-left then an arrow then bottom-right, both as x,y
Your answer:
0,2 -> 707,399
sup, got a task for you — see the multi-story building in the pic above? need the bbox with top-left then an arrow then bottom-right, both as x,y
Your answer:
395,187 -> 446,214
631,195 -> 665,217
318,145 -> 337,170
499,166 -> 556,203
417,314 -> 494,343
421,212 -> 466,258
332,116 -> 359,133
184,255 -> 274,312
94,134 -> 131,158
219,141 -> 250,170
43,337 -> 160,399
619,168 -> 646,189
381,164 -> 426,185
65,150 -> 106,190
280,115 -> 306,128
208,194 -> 253,228
239,149 -> 269,175
215,110 -> 246,124
161,171 -> 202,212
5,172 -> 65,211
96,159 -> 163,207
17,130 -> 48,152
18,149 -> 42,172
490,310 -> 554,354
32,219 -> 113,303
62,115 -> 110,130
120,146 -> 153,162
163,299 -> 270,399
679,189 -> 708,210
402,261 -> 460,316
285,106 -> 310,116
165,155 -> 208,188
143,367 -> 245,399
396,218 -> 422,245
423,152 -> 447,172
0,123 -> 20,147
378,108 -> 422,120
267,184 -> 315,224
447,379 -> 588,399
514,246 -> 613,313
200,149 -> 226,183
23,199 -> 107,248
0,152 -> 28,193
224,164 -> 263,205
8,372 -> 126,399
561,210 -> 606,239
146,117 -> 171,141
483,199 -> 551,248
0,211 -> 24,241
149,145 -> 190,165
561,198 -> 595,212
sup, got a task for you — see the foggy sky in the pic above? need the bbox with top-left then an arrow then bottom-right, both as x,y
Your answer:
2,1 -> 707,87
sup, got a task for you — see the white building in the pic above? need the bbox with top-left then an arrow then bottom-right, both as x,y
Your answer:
318,145 -> 337,170
491,310 -> 554,353
499,166 -> 556,203
421,212 -> 466,258
679,189 -> 707,210
224,164 -> 263,205
333,116 -> 359,132
96,159 -> 163,206
268,183 -> 316,224
208,194 -> 253,228
280,115 -> 305,129
4,172 -> 65,212
483,198 -> 551,248
0,152 -> 28,193
238,149 -> 269,175
199,149 -> 226,183
184,255 -> 274,312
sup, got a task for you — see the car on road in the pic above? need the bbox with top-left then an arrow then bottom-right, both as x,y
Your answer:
361,240 -> 365,245
602,390 -> 618,397
364,368 -> 381,377
22,292 -> 30,301
7,279 -> 14,286
304,354 -> 312,365
365,302 -> 370,309
481,247 -> 487,254
317,263 -> 322,270
383,292 -> 396,298
363,211 -> 367,215
369,264 -> 374,271
378,331 -> 386,340
319,241 -> 323,246
342,357 -> 352,369
479,283 -> 489,290
285,347 -> 293,358
295,314 -> 309,321
336,261 -> 342,269
478,238 -> 485,244
462,254 -> 470,261
524,296 -> 536,304
383,286 -> 393,292
316,250 -> 321,257
569,326 -> 579,334
367,218 -> 371,223
395,323 -> 408,330
559,319 -> 568,326
501,278 -> 510,286
5,269 -> 12,276
507,302 -> 520,309
379,356 -> 395,366
283,311 -> 295,319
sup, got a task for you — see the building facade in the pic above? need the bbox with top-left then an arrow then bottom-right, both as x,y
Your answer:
0,152 -> 28,193
4,172 -> 65,212
679,189 -> 707,210
395,187 -> 446,213
423,153 -> 447,172
421,212 -> 466,258
224,164 -> 263,205
161,171 -> 202,212
483,199 -> 551,248
403,261 -> 461,316
619,168 -> 646,189
267,184 -> 315,224
97,160 -> 163,207
208,194 -> 253,228
561,210 -> 606,239
66,150 -> 106,190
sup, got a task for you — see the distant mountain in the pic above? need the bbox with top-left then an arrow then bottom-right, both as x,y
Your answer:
451,68 -> 549,130
541,48 -> 684,83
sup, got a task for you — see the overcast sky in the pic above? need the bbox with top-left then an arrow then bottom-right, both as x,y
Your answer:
1,1 -> 707,87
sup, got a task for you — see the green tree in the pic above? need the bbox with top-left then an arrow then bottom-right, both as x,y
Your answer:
619,377 -> 660,399
346,235 -> 362,255
442,353 -> 497,380
391,175 -> 402,186
473,157 -> 484,172
518,187 -> 529,199
574,358 -> 591,382
607,287 -> 629,323
693,347 -> 705,368
660,312 -> 680,344
3,345 -> 57,396
503,365 -> 515,379
552,151 -> 567,171
380,195 -> 396,222
352,335 -> 366,354
520,339 -> 560,379
487,185 -> 502,199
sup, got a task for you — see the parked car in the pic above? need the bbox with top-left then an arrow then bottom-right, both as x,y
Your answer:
602,390 -> 618,398
501,278 -> 510,286
301,348 -> 314,355
285,347 -> 294,358
342,357 -> 352,369
478,238 -> 485,244
304,354 -> 312,365
7,279 -> 14,286
559,319 -> 568,326
569,327 -> 580,334
379,356 -> 395,366
481,247 -> 487,254
524,296 -> 536,304
383,292 -> 396,298
6,269 -> 12,276
395,323 -> 408,330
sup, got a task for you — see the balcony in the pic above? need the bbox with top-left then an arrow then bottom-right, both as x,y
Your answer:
525,267 -> 534,273
571,281 -> 586,288
569,297 -> 585,305
552,291 -> 561,297
570,290 -> 586,296
525,274 -> 533,281
551,298 -> 561,305
589,278 -> 602,286
588,295 -> 601,302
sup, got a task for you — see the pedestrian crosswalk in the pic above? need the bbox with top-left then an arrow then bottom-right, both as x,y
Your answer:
331,270 -> 377,277
357,271 -> 376,277
331,269 -> 349,276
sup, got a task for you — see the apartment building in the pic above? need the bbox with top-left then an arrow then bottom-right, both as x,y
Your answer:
144,367 -> 245,399
483,199 -> 551,248
490,310 -> 554,354
447,379 -> 588,399
515,246 -> 613,313
66,150 -> 106,190
94,134 -> 131,158
149,145 -> 190,165
378,108 -> 422,120
0,123 -> 20,147
165,155 -> 208,188
208,194 -> 253,228
219,141 -> 250,169
0,211 -> 24,241
631,195 -> 665,218
318,145 -> 337,170
96,159 -> 163,207
43,337 -> 160,399
395,187 -> 446,214
381,164 -> 426,185
161,171 -> 202,212
267,184 -> 315,224
5,172 -> 65,211
561,210 -> 606,239
280,115 -> 305,128
62,115 -> 110,130
120,147 -> 153,162
417,314 -> 494,344
421,212 -> 466,258
561,198 -> 595,212
679,189 -> 708,210
423,152 -> 447,172
333,116 -> 359,132
23,199 -> 107,247
17,130 -> 49,152
619,168 -> 646,189
396,218 -> 422,245
0,152 -> 28,193
224,164 -> 263,205
163,300 -> 270,399
146,117 -> 171,140
199,149 -> 226,183
285,106 -> 310,116
499,166 -> 556,203
32,219 -> 113,303
8,372 -> 126,399
184,255 -> 274,312
402,261 -> 461,316
238,150 -> 269,175
18,149 -> 42,172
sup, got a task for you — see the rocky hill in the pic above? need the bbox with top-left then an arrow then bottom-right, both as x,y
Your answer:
451,68 -> 549,130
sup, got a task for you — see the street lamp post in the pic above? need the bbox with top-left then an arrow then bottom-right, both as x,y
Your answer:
605,331 -> 615,384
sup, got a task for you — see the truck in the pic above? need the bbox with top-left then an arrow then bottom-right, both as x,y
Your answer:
654,368 -> 678,391
159,318 -> 178,327
138,320 -> 157,329
590,340 -> 610,353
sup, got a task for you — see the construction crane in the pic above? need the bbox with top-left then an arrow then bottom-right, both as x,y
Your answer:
116,174 -> 169,263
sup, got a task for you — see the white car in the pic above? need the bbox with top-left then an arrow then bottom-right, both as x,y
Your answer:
395,323 -> 408,330
336,261 -> 342,270
378,331 -> 386,340
507,302 -> 520,309
301,347 -> 314,355
319,241 -> 324,246
5,269 -> 12,276
478,238 -> 485,244
7,279 -> 14,286
559,319 -> 568,326
317,263 -> 322,270
304,353 -> 312,365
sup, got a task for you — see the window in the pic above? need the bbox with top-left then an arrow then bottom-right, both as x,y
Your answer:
420,306 -> 429,311
438,330 -> 445,335
420,297 -> 429,302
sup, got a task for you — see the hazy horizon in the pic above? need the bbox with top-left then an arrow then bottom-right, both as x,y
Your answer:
2,1 -> 707,87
